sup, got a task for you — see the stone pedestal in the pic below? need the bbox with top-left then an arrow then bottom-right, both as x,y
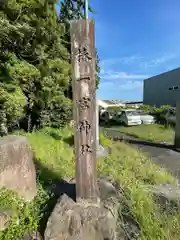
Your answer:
45,194 -> 117,240
45,177 -> 140,240
44,178 -> 125,240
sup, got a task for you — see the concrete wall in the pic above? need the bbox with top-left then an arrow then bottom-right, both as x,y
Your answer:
143,68 -> 180,107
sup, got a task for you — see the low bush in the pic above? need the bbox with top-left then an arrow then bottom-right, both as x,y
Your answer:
39,95 -> 72,129
0,184 -> 49,240
0,86 -> 26,129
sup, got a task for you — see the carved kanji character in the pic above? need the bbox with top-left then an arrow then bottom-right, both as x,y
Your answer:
78,120 -> 91,134
78,97 -> 91,110
76,44 -> 92,62
80,144 -> 92,155
77,76 -> 91,82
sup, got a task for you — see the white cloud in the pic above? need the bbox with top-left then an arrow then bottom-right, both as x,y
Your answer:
119,80 -> 143,91
99,81 -> 114,89
141,53 -> 179,69
100,55 -> 143,69
99,55 -> 149,81
99,79 -> 143,92
100,71 -> 149,80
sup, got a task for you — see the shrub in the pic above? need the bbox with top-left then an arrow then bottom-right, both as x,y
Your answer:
0,86 -> 26,128
40,94 -> 72,128
140,104 -> 172,114
0,184 -> 49,240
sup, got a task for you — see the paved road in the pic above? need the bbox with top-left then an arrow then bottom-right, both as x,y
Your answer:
102,127 -> 180,179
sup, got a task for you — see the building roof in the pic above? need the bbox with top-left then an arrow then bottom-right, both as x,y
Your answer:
102,100 -> 124,104
125,101 -> 143,104
144,67 -> 180,81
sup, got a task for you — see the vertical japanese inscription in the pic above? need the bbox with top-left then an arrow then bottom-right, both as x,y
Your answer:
71,19 -> 98,202
76,42 -> 92,153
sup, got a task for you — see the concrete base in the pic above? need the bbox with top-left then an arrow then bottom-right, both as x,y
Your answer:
96,145 -> 109,158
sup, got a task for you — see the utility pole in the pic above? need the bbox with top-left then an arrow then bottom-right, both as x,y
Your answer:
70,1 -> 99,203
84,0 -> 88,19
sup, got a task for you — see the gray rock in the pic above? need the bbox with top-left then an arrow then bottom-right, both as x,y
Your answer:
46,177 -> 140,240
98,178 -> 140,239
149,183 -> 180,213
44,194 -> 121,240
0,110 -> 8,137
96,145 -> 109,158
0,209 -> 12,231
98,177 -> 117,200
0,136 -> 37,201
18,231 -> 43,240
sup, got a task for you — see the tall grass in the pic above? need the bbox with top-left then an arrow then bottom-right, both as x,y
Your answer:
99,132 -> 180,239
113,124 -> 174,143
2,127 -> 179,239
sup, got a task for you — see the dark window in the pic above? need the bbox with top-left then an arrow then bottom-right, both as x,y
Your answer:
169,87 -> 173,91
174,86 -> 179,90
169,110 -> 174,114
169,109 -> 176,116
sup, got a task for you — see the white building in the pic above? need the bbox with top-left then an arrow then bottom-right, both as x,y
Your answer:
97,100 -> 125,109
125,101 -> 143,108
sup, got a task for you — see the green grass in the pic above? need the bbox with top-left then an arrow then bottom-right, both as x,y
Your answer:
0,127 -> 74,240
23,127 -> 75,180
1,127 -> 180,239
99,132 -> 180,239
0,183 -> 49,240
113,124 -> 175,143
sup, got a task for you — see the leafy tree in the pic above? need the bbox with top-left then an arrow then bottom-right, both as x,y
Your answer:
139,104 -> 172,114
0,86 -> 26,127
95,48 -> 101,88
0,0 -> 100,132
59,0 -> 101,93
0,0 -> 72,131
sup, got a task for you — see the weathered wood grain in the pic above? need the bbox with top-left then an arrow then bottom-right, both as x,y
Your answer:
70,19 -> 99,203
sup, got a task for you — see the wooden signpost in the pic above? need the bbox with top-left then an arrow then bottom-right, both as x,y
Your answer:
70,19 -> 99,203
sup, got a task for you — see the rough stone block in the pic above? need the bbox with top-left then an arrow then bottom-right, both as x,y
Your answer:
45,177 -> 141,240
44,177 -> 130,240
96,145 -> 109,158
18,231 -> 43,240
149,183 -> 180,214
0,136 -> 37,202
0,209 -> 12,232
44,194 -> 120,240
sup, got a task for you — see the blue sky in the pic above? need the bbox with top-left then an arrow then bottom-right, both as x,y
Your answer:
57,1 -> 180,101
88,0 -> 180,101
